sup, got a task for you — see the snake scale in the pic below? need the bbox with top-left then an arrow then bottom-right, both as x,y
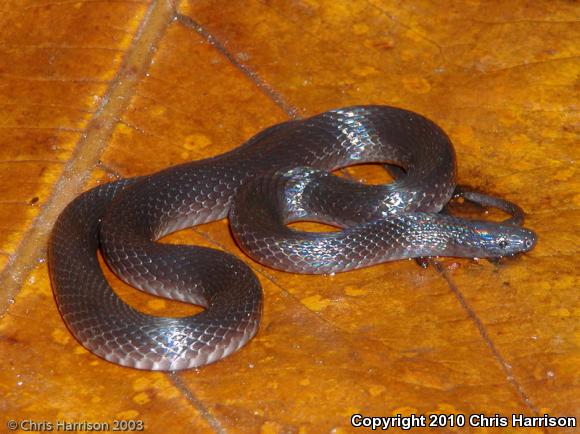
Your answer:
48,106 -> 536,370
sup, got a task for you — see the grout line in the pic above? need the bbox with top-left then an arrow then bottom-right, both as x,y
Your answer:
174,14 -> 360,184
96,160 -> 123,179
431,260 -> 545,423
95,150 -> 227,433
175,13 -> 300,119
0,0 -> 177,319
175,13 -> 355,184
167,372 -> 227,434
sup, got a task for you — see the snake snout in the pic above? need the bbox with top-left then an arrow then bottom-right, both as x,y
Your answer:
478,224 -> 537,257
450,219 -> 537,259
509,227 -> 537,254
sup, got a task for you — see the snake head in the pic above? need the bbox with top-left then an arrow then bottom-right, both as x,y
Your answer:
457,220 -> 537,258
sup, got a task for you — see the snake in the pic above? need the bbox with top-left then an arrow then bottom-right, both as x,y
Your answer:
48,105 -> 536,370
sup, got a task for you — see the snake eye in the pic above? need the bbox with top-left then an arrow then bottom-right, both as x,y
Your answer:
498,239 -> 508,249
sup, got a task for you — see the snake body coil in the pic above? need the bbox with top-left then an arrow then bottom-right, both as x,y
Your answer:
48,106 -> 536,370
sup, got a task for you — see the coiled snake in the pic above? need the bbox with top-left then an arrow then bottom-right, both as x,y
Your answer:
48,106 -> 536,370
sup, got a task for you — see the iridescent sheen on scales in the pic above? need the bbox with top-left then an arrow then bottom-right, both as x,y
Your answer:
48,106 -> 536,370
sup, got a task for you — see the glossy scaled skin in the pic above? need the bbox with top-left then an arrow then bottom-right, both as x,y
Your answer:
48,106 -> 536,371
230,168 -> 536,274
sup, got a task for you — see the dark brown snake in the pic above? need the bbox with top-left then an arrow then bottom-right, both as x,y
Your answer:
48,106 -> 536,370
